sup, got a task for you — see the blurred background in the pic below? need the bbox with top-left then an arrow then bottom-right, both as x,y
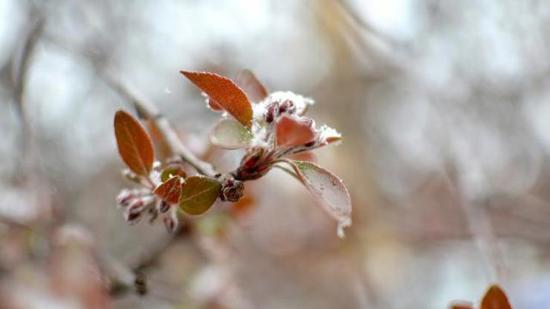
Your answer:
1,0 -> 550,308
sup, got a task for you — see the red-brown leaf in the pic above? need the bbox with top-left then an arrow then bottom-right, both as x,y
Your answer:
235,69 -> 268,102
481,285 -> 512,309
276,115 -> 316,147
181,71 -> 253,128
153,176 -> 183,204
114,110 -> 155,176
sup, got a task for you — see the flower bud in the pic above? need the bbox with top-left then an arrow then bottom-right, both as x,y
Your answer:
116,189 -> 134,207
163,211 -> 179,233
278,99 -> 296,115
220,178 -> 244,202
264,102 -> 279,123
158,200 -> 170,213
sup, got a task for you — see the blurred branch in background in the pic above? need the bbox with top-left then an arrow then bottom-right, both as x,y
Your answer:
2,0 -> 550,308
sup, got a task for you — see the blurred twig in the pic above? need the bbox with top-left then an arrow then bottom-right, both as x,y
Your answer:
104,74 -> 217,177
441,170 -> 505,283
44,35 -> 217,297
11,16 -> 45,180
104,224 -> 193,297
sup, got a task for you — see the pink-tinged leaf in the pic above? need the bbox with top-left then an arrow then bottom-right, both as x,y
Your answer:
209,118 -> 253,149
180,70 -> 253,128
287,160 -> 352,238
235,69 -> 268,102
114,110 -> 155,176
276,115 -> 316,147
179,176 -> 222,215
481,285 -> 512,309
154,176 -> 183,204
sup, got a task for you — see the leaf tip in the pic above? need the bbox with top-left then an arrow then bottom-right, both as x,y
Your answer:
481,284 -> 512,309
337,217 -> 352,239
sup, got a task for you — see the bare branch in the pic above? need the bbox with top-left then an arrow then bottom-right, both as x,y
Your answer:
13,17 -> 44,113
104,74 -> 217,177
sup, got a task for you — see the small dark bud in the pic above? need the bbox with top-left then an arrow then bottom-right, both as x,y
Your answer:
264,102 -> 279,123
279,100 -> 295,115
128,200 -> 144,211
116,189 -> 135,207
126,209 -> 143,224
220,177 -> 244,202
158,200 -> 170,213
134,271 -> 147,296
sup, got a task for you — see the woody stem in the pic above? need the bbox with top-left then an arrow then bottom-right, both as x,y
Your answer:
105,76 -> 217,177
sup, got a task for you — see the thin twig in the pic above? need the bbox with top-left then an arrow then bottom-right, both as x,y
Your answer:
105,225 -> 191,297
11,17 -> 44,180
13,18 -> 44,116
441,170 -> 505,283
98,75 -> 217,296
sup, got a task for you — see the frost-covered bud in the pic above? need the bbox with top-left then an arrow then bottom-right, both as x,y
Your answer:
126,205 -> 144,224
124,196 -> 154,224
264,102 -> 279,124
278,99 -> 296,115
318,125 -> 342,146
220,177 -> 244,202
116,189 -> 135,207
234,149 -> 272,181
264,91 -> 313,116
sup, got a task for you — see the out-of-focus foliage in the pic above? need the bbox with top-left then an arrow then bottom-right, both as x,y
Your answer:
1,0 -> 550,308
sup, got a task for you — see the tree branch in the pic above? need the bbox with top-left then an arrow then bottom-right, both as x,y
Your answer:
104,74 -> 217,177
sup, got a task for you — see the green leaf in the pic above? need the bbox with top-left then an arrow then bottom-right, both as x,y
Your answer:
288,160 -> 352,238
209,118 -> 253,149
179,176 -> 221,215
114,110 -> 155,176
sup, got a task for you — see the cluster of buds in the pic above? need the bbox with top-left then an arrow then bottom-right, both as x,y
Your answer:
218,174 -> 245,202
113,70 -> 352,237
115,165 -> 181,233
230,91 -> 342,181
